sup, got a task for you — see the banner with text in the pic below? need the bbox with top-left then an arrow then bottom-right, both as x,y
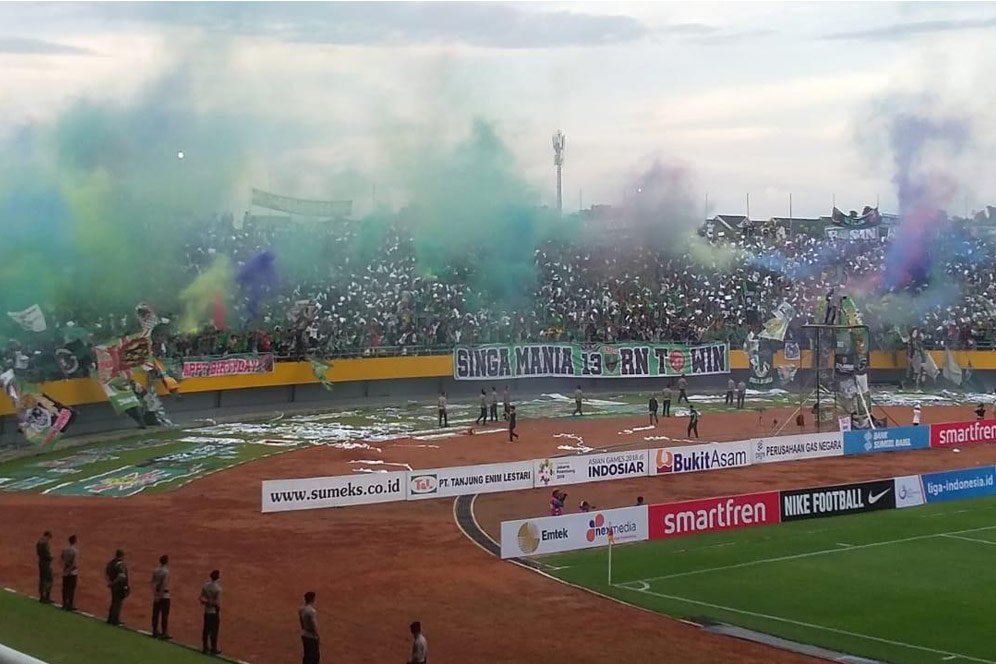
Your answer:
921,466 -> 996,503
648,491 -> 780,540
752,431 -> 844,464
652,440 -> 752,475
262,471 -> 407,512
407,460 -> 534,500
500,506 -> 648,559
181,354 -> 275,379
843,425 -> 930,455
533,450 -> 649,488
454,343 -> 729,380
894,475 -> 926,509
930,420 -> 996,449
780,479 -> 896,522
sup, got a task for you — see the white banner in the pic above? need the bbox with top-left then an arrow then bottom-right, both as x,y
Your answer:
894,475 -> 926,509
261,471 -> 407,512
751,431 -> 844,464
533,450 -> 649,488
7,304 -> 47,332
407,460 -> 533,500
651,440 -> 752,475
500,505 -> 648,559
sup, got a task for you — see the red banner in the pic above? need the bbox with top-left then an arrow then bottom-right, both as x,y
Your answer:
648,491 -> 780,540
930,420 -> 996,448
94,335 -> 153,382
181,354 -> 274,379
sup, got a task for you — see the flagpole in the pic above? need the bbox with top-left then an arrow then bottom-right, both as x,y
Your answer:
607,526 -> 614,586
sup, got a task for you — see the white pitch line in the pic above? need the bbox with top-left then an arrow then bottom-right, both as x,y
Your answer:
620,585 -> 996,664
942,534 -> 996,546
631,524 -> 996,584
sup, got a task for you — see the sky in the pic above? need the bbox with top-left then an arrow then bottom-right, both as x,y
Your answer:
2,1 -> 996,220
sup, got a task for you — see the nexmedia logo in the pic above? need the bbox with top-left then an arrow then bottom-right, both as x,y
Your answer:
656,446 -> 747,474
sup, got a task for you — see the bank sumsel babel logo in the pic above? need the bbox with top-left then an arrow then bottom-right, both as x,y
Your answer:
517,522 -> 540,554
863,431 -> 873,452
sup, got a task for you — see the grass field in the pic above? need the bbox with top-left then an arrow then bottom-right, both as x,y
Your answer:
547,497 -> 996,664
0,589 -> 217,664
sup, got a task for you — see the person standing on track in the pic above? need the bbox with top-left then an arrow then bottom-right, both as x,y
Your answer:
299,591 -> 319,664
151,554 -> 171,639
60,534 -> 79,611
508,405 -> 519,442
976,403 -> 987,421
407,621 -> 428,664
475,389 -> 488,426
736,380 -> 747,409
649,394 -> 659,426
489,387 -> 499,422
912,402 -> 922,426
550,490 -> 565,516
677,375 -> 689,404
502,385 -> 511,420
36,531 -> 53,604
725,378 -> 735,406
573,385 -> 584,416
661,385 -> 672,417
687,406 -> 700,439
437,392 -> 448,428
200,569 -> 222,655
105,549 -> 129,626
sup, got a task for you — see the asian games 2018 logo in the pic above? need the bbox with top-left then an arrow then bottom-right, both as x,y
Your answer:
537,459 -> 555,485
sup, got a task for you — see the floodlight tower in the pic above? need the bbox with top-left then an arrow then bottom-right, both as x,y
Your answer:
552,130 -> 565,214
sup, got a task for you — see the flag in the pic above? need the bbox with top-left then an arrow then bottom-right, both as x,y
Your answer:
7,304 -> 47,332
100,375 -> 143,415
310,357 -> 334,391
839,298 -> 863,326
942,348 -> 963,386
759,302 -> 795,342
1,369 -> 74,445
135,303 -> 160,335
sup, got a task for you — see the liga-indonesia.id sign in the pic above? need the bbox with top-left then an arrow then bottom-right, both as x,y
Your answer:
181,353 -> 275,379
407,461 -> 534,500
453,342 -> 729,380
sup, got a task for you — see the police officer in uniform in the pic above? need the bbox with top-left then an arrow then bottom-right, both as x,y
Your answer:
36,531 -> 53,603
105,549 -> 129,626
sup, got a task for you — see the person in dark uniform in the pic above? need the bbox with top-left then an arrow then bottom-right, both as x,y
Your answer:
649,395 -> 659,426
36,531 -> 53,603
299,591 -> 319,664
736,380 -> 747,409
105,549 -> 129,626
573,386 -> 584,416
976,403 -> 986,421
661,385 -> 672,417
475,389 -> 488,426
687,406 -> 700,439
200,569 -> 222,655
151,554 -> 171,639
60,534 -> 79,611
502,385 -> 511,420
508,405 -> 519,442
489,387 -> 499,422
725,378 -> 735,406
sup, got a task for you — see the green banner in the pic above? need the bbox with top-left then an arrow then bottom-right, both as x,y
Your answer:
453,342 -> 729,380
100,376 -> 141,414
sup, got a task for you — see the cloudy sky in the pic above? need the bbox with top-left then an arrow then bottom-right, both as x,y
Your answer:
2,1 -> 996,219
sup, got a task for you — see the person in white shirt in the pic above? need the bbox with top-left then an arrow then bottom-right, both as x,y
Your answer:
408,621 -> 427,664
912,403 -> 922,426
437,392 -> 448,428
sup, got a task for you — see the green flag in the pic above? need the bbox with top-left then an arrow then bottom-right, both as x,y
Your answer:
310,357 -> 334,391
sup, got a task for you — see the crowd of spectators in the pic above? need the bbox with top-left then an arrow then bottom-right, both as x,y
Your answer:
5,209 -> 996,382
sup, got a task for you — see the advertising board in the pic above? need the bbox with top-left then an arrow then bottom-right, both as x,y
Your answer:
261,471 -> 407,512
648,491 -> 780,540
751,432 -> 843,465
843,426 -> 930,455
652,440 -> 751,475
533,450 -> 649,488
500,506 -> 648,559
921,466 -> 996,503
930,420 -> 996,449
407,460 -> 533,500
893,475 -> 926,509
780,479 -> 896,522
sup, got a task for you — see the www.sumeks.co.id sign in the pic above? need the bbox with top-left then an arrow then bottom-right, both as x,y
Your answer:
453,343 -> 729,380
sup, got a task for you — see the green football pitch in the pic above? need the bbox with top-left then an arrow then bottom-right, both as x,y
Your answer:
0,589 -> 217,664
545,497 -> 996,664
